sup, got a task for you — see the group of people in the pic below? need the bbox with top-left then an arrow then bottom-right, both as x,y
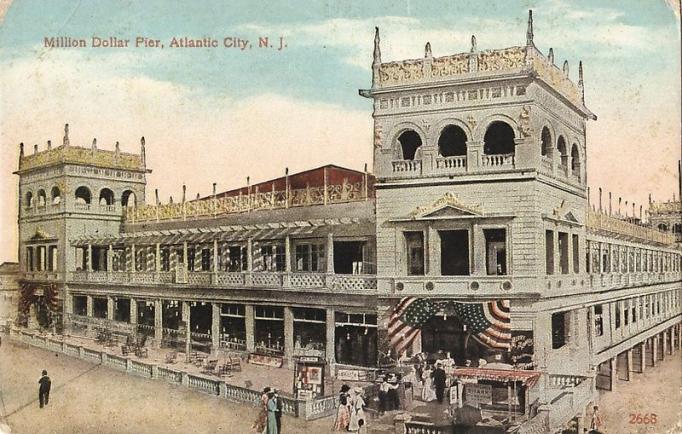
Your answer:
333,385 -> 367,433
419,361 -> 447,404
252,387 -> 283,434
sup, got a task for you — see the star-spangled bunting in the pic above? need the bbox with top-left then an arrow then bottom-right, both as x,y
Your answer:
388,298 -> 511,355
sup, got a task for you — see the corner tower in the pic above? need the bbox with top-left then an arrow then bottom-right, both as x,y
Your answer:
13,124 -> 149,328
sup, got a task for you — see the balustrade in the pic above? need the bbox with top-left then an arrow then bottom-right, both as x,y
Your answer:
481,153 -> 515,167
392,159 -> 422,173
435,156 -> 466,171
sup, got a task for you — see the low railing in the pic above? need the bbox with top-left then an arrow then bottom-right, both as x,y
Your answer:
404,421 -> 448,434
22,271 -> 63,281
187,374 -> 220,395
304,395 -> 338,419
548,377 -> 594,431
131,360 -> 153,378
251,272 -> 283,287
435,155 -> 466,171
106,354 -> 128,371
158,366 -> 182,383
587,211 -> 676,245
392,159 -> 422,174
74,203 -> 91,211
548,374 -> 586,388
481,153 -> 514,168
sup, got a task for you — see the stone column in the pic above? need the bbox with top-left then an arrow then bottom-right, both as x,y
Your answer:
284,306 -> 294,367
668,328 -> 673,355
245,304 -> 255,352
428,226 -> 442,276
609,357 -> 617,391
87,244 -> 93,272
652,336 -> 658,366
553,230 -> 560,275
86,295 -> 93,317
130,298 -> 138,325
107,296 -> 114,320
567,230 -> 574,274
131,244 -> 136,272
326,307 -> 336,366
182,301 -> 191,360
661,331 -> 667,358
211,302 -> 220,355
465,140 -> 483,171
326,232 -> 335,274
154,299 -> 163,347
107,245 -> 113,273
638,342 -> 646,373
626,350 -> 633,381
155,243 -> 161,276
213,239 -> 219,274
245,239 -> 253,285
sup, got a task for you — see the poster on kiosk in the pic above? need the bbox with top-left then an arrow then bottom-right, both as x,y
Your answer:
293,357 -> 325,400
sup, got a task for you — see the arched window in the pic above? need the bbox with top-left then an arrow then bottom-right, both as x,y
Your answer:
438,125 -> 467,157
571,144 -> 580,176
51,186 -> 61,205
557,136 -> 567,166
37,189 -> 46,207
121,190 -> 137,208
397,130 -> 422,161
541,127 -> 552,157
673,223 -> 682,234
25,191 -> 33,208
658,223 -> 669,232
74,186 -> 92,204
99,188 -> 114,206
483,121 -> 515,155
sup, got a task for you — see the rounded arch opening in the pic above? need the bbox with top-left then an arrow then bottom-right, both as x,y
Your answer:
121,190 -> 137,208
397,130 -> 422,161
25,191 -> 33,208
557,136 -> 567,166
483,121 -> 515,155
99,188 -> 115,206
74,186 -> 92,204
658,223 -> 669,232
438,125 -> 468,157
541,127 -> 552,157
51,186 -> 61,205
570,143 -> 580,176
37,189 -> 46,207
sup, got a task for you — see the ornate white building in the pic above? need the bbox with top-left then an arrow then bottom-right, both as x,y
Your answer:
11,11 -> 682,434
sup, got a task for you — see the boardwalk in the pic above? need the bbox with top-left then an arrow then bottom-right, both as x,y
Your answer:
0,341 -> 335,434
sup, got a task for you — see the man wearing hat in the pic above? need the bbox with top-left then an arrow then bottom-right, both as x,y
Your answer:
431,361 -> 447,404
273,388 -> 283,434
38,370 -> 51,408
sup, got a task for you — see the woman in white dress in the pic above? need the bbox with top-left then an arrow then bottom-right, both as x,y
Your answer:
421,365 -> 437,402
348,387 -> 367,433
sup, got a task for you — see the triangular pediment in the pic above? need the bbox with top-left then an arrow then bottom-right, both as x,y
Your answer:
411,192 -> 482,219
30,227 -> 53,240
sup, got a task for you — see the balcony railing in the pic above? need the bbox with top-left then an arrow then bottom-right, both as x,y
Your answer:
587,211 -> 676,245
392,159 -> 422,174
22,271 -> 63,281
481,153 -> 515,168
68,270 -> 377,292
435,155 -> 466,172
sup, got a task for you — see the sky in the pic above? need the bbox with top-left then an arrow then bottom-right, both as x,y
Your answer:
0,0 -> 680,263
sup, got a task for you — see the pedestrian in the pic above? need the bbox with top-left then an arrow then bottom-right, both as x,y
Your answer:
333,384 -> 351,431
273,388 -> 283,434
431,361 -> 446,404
252,387 -> 270,433
590,405 -> 603,432
266,391 -> 278,434
348,387 -> 367,433
38,370 -> 51,408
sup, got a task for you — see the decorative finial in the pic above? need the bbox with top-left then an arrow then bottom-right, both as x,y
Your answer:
470,35 -> 477,52
424,42 -> 432,58
115,141 -> 120,153
196,193 -> 200,200
373,27 -> 381,65
285,167 -> 289,175
140,136 -> 146,165
91,138 -> 97,150
364,163 -> 368,172
526,10 -> 534,46
212,183 -> 217,197
578,61 -> 585,102
34,144 -> 38,154
63,123 -> 70,146
155,188 -> 159,205
548,48 -> 554,64
648,193 -> 652,204
47,140 -> 52,150
608,192 -> 612,215
598,187 -> 602,212
19,142 -> 24,157
182,184 -> 186,203
563,60 -> 569,75
169,195 -> 174,204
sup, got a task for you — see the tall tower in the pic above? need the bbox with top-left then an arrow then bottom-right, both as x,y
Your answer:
361,11 -> 596,373
13,124 -> 148,327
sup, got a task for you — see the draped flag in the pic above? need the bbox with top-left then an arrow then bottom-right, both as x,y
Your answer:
388,298 -> 511,354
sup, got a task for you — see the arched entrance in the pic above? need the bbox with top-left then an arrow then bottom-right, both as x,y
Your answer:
420,313 -> 488,365
17,282 -> 60,330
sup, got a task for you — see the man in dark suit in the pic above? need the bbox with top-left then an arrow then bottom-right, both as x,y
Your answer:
431,362 -> 447,404
38,370 -> 51,408
273,388 -> 283,433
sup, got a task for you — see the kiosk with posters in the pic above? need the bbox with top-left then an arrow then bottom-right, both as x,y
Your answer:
293,356 -> 325,399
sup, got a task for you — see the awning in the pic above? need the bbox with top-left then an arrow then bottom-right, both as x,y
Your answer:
451,368 -> 541,387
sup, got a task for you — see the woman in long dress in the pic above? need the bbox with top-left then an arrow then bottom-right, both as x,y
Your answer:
421,366 -> 437,402
348,388 -> 367,433
333,384 -> 351,431
252,387 -> 270,433
266,392 -> 278,434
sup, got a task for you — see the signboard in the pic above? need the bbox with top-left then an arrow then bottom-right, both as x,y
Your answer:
294,360 -> 325,399
510,331 -> 535,370
248,353 -> 283,368
464,383 -> 492,406
337,369 -> 360,381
